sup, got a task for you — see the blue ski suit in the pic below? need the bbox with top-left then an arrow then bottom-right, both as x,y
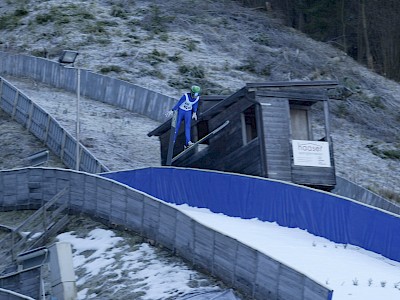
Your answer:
172,93 -> 199,145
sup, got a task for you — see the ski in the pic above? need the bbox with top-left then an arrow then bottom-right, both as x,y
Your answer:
171,120 -> 229,163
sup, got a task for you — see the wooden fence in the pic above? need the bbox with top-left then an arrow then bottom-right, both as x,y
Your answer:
1,50 -> 398,216
0,77 -> 108,173
0,167 -> 333,300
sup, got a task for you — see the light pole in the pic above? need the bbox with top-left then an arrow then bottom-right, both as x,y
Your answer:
58,50 -> 80,170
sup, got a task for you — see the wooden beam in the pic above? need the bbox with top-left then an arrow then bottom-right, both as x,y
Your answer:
246,80 -> 338,89
256,90 -> 326,101
324,96 -> 332,143
201,95 -> 227,101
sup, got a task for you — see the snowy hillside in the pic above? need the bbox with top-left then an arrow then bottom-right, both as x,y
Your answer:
1,1 -> 400,299
1,0 -> 399,200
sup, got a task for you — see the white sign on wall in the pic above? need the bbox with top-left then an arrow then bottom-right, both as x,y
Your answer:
292,140 -> 331,167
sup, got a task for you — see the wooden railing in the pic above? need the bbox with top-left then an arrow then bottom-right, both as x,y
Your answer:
0,187 -> 69,266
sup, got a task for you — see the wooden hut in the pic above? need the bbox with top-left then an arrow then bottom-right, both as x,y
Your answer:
148,80 -> 338,191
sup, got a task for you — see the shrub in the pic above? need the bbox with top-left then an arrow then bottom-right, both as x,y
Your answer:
35,13 -> 54,24
168,52 -> 182,62
55,16 -> 70,25
145,49 -> 167,66
186,40 -> 198,52
96,37 -> 112,45
141,69 -> 165,79
82,22 -> 107,34
111,5 -> 128,19
0,8 -> 28,30
159,33 -> 169,42
14,8 -> 28,17
167,77 -> 223,96
141,5 -> 175,34
367,182 -> 400,205
366,144 -> 400,160
99,65 -> 123,74
367,96 -> 386,110
30,49 -> 48,58
335,102 -> 349,118
97,20 -> 119,27
235,58 -> 257,73
35,5 -> 95,27
381,150 -> 400,159
116,52 -> 129,57
178,65 -> 205,79
259,65 -> 271,76
250,34 -> 270,45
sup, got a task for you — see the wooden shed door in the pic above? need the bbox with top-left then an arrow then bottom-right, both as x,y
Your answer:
290,107 -> 311,140
259,97 -> 292,181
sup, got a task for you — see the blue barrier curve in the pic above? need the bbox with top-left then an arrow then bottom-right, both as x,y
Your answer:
101,167 -> 400,263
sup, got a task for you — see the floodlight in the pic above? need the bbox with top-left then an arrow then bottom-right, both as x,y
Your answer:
59,50 -> 79,64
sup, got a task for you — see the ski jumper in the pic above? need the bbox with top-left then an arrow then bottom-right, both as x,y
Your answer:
172,93 -> 199,145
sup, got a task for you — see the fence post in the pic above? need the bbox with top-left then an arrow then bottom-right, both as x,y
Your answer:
60,131 -> 66,161
11,230 -> 16,261
0,78 -> 3,105
44,114 -> 51,143
11,90 -> 19,119
26,101 -> 34,131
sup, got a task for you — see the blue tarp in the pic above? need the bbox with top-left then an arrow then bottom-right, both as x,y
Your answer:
101,167 -> 400,263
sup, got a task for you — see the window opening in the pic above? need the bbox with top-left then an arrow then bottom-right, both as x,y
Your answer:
290,107 -> 311,140
241,105 -> 258,145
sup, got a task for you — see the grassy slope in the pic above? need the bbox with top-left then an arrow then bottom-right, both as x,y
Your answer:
0,0 -> 399,200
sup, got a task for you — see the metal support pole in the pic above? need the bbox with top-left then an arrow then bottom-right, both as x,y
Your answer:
76,68 -> 81,170
58,50 -> 80,170
166,111 -> 177,166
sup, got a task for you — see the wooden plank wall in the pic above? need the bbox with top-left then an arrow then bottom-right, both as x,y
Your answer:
182,138 -> 262,176
292,166 -> 336,187
0,267 -> 41,299
257,96 -> 292,182
173,97 -> 263,176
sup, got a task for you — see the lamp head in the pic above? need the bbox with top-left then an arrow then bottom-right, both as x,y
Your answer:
59,50 -> 79,64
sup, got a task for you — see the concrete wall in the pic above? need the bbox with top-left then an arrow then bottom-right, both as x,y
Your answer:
0,167 -> 333,300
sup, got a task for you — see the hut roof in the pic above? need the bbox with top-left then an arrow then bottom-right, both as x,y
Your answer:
148,80 -> 338,137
